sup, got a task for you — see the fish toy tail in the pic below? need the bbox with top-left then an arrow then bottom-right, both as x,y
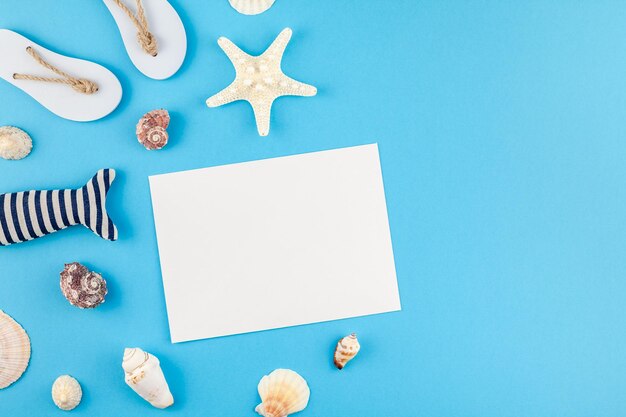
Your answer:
0,169 -> 118,246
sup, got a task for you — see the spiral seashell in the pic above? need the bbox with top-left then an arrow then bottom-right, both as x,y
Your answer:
0,126 -> 32,160
52,375 -> 82,410
136,109 -> 170,150
0,310 -> 31,389
123,347 -> 174,409
255,369 -> 310,417
333,333 -> 360,369
59,262 -> 108,309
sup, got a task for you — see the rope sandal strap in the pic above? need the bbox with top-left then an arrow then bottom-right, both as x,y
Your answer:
112,0 -> 158,57
12,47 -> 99,94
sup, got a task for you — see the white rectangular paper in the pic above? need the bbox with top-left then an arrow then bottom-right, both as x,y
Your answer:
149,144 -> 401,342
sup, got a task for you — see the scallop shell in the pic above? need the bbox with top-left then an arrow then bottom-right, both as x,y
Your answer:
0,126 -> 32,160
333,333 -> 360,369
228,0 -> 276,15
122,348 -> 174,409
52,375 -> 82,411
59,262 -> 108,309
136,109 -> 170,150
255,369 -> 310,417
0,310 -> 31,389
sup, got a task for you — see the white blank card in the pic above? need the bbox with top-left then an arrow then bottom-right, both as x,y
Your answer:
149,144 -> 401,342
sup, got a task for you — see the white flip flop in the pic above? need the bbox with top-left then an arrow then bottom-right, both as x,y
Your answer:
102,0 -> 187,80
0,29 -> 122,122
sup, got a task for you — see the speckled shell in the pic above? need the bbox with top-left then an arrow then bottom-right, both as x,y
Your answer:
0,126 -> 32,160
0,310 -> 31,389
122,348 -> 174,409
228,0 -> 276,15
136,109 -> 170,150
52,375 -> 82,411
333,333 -> 360,369
59,262 -> 108,309
255,369 -> 310,417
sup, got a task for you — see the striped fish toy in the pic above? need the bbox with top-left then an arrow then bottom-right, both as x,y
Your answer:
0,169 -> 118,246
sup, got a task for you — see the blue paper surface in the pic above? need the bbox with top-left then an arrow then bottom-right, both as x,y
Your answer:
1,1 -> 625,415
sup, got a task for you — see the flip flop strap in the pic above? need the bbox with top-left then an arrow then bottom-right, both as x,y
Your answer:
112,0 -> 158,57
12,46 -> 99,95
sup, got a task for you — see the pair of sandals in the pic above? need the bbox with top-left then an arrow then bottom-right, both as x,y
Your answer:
0,0 -> 186,122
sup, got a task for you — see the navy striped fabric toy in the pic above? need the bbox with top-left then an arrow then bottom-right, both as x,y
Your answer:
0,169 -> 118,246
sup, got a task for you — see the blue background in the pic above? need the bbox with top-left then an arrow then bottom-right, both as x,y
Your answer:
1,0 -> 626,415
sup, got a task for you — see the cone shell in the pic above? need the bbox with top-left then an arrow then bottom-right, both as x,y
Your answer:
228,0 -> 276,15
60,262 -> 108,309
255,369 -> 310,417
0,126 -> 32,160
122,348 -> 174,409
52,375 -> 82,411
0,310 -> 31,389
136,109 -> 170,150
333,333 -> 360,370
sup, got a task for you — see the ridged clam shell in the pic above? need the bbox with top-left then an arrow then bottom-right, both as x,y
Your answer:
0,310 -> 31,389
52,375 -> 82,411
0,126 -> 32,160
255,369 -> 310,417
60,262 -> 108,309
333,333 -> 360,369
228,0 -> 276,15
136,109 -> 170,150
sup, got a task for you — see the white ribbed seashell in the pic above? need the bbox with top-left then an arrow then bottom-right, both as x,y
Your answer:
333,333 -> 360,369
228,0 -> 276,15
52,375 -> 82,411
0,310 -> 31,389
255,369 -> 310,417
122,348 -> 174,409
0,126 -> 32,160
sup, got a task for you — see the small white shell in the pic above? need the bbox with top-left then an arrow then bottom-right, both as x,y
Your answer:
333,333 -> 360,369
0,310 -> 31,389
0,126 -> 32,160
122,348 -> 174,409
52,375 -> 82,411
228,0 -> 276,15
255,369 -> 310,417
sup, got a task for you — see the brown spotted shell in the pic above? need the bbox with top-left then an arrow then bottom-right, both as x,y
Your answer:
59,263 -> 108,309
136,109 -> 170,150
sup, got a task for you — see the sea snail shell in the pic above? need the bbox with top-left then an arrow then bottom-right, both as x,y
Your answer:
136,109 -> 170,150
122,348 -> 174,409
333,333 -> 360,369
51,375 -> 82,411
59,262 -> 108,309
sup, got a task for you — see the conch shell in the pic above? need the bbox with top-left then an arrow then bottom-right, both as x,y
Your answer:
136,109 -> 170,150
333,333 -> 360,369
51,375 -> 82,410
255,369 -> 310,417
0,126 -> 32,160
122,348 -> 174,409
60,262 -> 108,309
0,310 -> 31,389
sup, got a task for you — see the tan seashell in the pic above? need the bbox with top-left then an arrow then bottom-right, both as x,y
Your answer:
52,375 -> 82,411
0,310 -> 31,389
255,369 -> 310,417
228,0 -> 276,15
0,126 -> 32,160
136,109 -> 170,150
122,348 -> 174,409
60,262 -> 108,309
333,333 -> 360,370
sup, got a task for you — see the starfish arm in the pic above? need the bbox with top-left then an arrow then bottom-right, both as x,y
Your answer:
217,36 -> 252,64
261,28 -> 292,64
276,75 -> 317,97
206,81 -> 242,107
249,97 -> 274,137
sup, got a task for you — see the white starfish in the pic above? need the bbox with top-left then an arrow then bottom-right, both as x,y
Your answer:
206,27 -> 317,136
